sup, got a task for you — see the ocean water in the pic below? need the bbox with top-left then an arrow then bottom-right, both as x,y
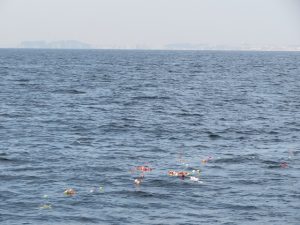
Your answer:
0,49 -> 299,225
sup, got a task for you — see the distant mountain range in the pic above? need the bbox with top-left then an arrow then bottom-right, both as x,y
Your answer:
19,40 -> 92,49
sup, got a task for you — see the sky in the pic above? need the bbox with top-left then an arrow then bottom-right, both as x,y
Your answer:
0,0 -> 299,48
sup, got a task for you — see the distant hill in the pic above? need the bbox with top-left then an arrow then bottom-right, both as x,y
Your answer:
19,40 -> 92,49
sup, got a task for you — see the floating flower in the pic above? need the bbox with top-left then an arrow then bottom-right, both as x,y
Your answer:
280,162 -> 288,168
168,171 -> 189,178
64,188 -> 76,196
134,178 -> 142,185
135,166 -> 153,172
99,186 -> 104,192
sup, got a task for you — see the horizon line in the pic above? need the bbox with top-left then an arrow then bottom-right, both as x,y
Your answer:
0,47 -> 300,52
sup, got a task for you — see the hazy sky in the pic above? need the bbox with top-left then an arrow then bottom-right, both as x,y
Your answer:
0,0 -> 299,48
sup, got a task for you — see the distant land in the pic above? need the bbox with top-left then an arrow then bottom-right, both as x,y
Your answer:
19,40 -> 92,49
16,41 -> 300,51
164,43 -> 300,52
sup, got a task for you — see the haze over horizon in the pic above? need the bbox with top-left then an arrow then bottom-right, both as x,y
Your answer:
0,0 -> 299,49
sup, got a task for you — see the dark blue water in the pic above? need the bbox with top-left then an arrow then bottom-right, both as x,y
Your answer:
0,49 -> 300,225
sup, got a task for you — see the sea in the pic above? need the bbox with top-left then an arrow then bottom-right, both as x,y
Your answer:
0,49 -> 299,225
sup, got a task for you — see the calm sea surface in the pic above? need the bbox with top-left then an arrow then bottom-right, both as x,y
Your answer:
0,49 -> 300,225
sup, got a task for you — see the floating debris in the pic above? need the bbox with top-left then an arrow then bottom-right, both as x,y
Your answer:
42,194 -> 48,198
280,162 -> 288,168
201,156 -> 213,164
192,169 -> 201,174
39,204 -> 52,209
288,150 -> 295,159
90,186 -> 104,193
64,188 -> 76,196
177,149 -> 190,165
190,176 -> 199,182
178,158 -> 188,164
89,188 -> 96,193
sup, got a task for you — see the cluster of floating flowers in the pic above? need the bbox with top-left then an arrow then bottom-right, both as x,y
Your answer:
131,154 -> 214,186
166,155 -> 213,184
39,150 -> 294,209
131,149 -> 294,187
